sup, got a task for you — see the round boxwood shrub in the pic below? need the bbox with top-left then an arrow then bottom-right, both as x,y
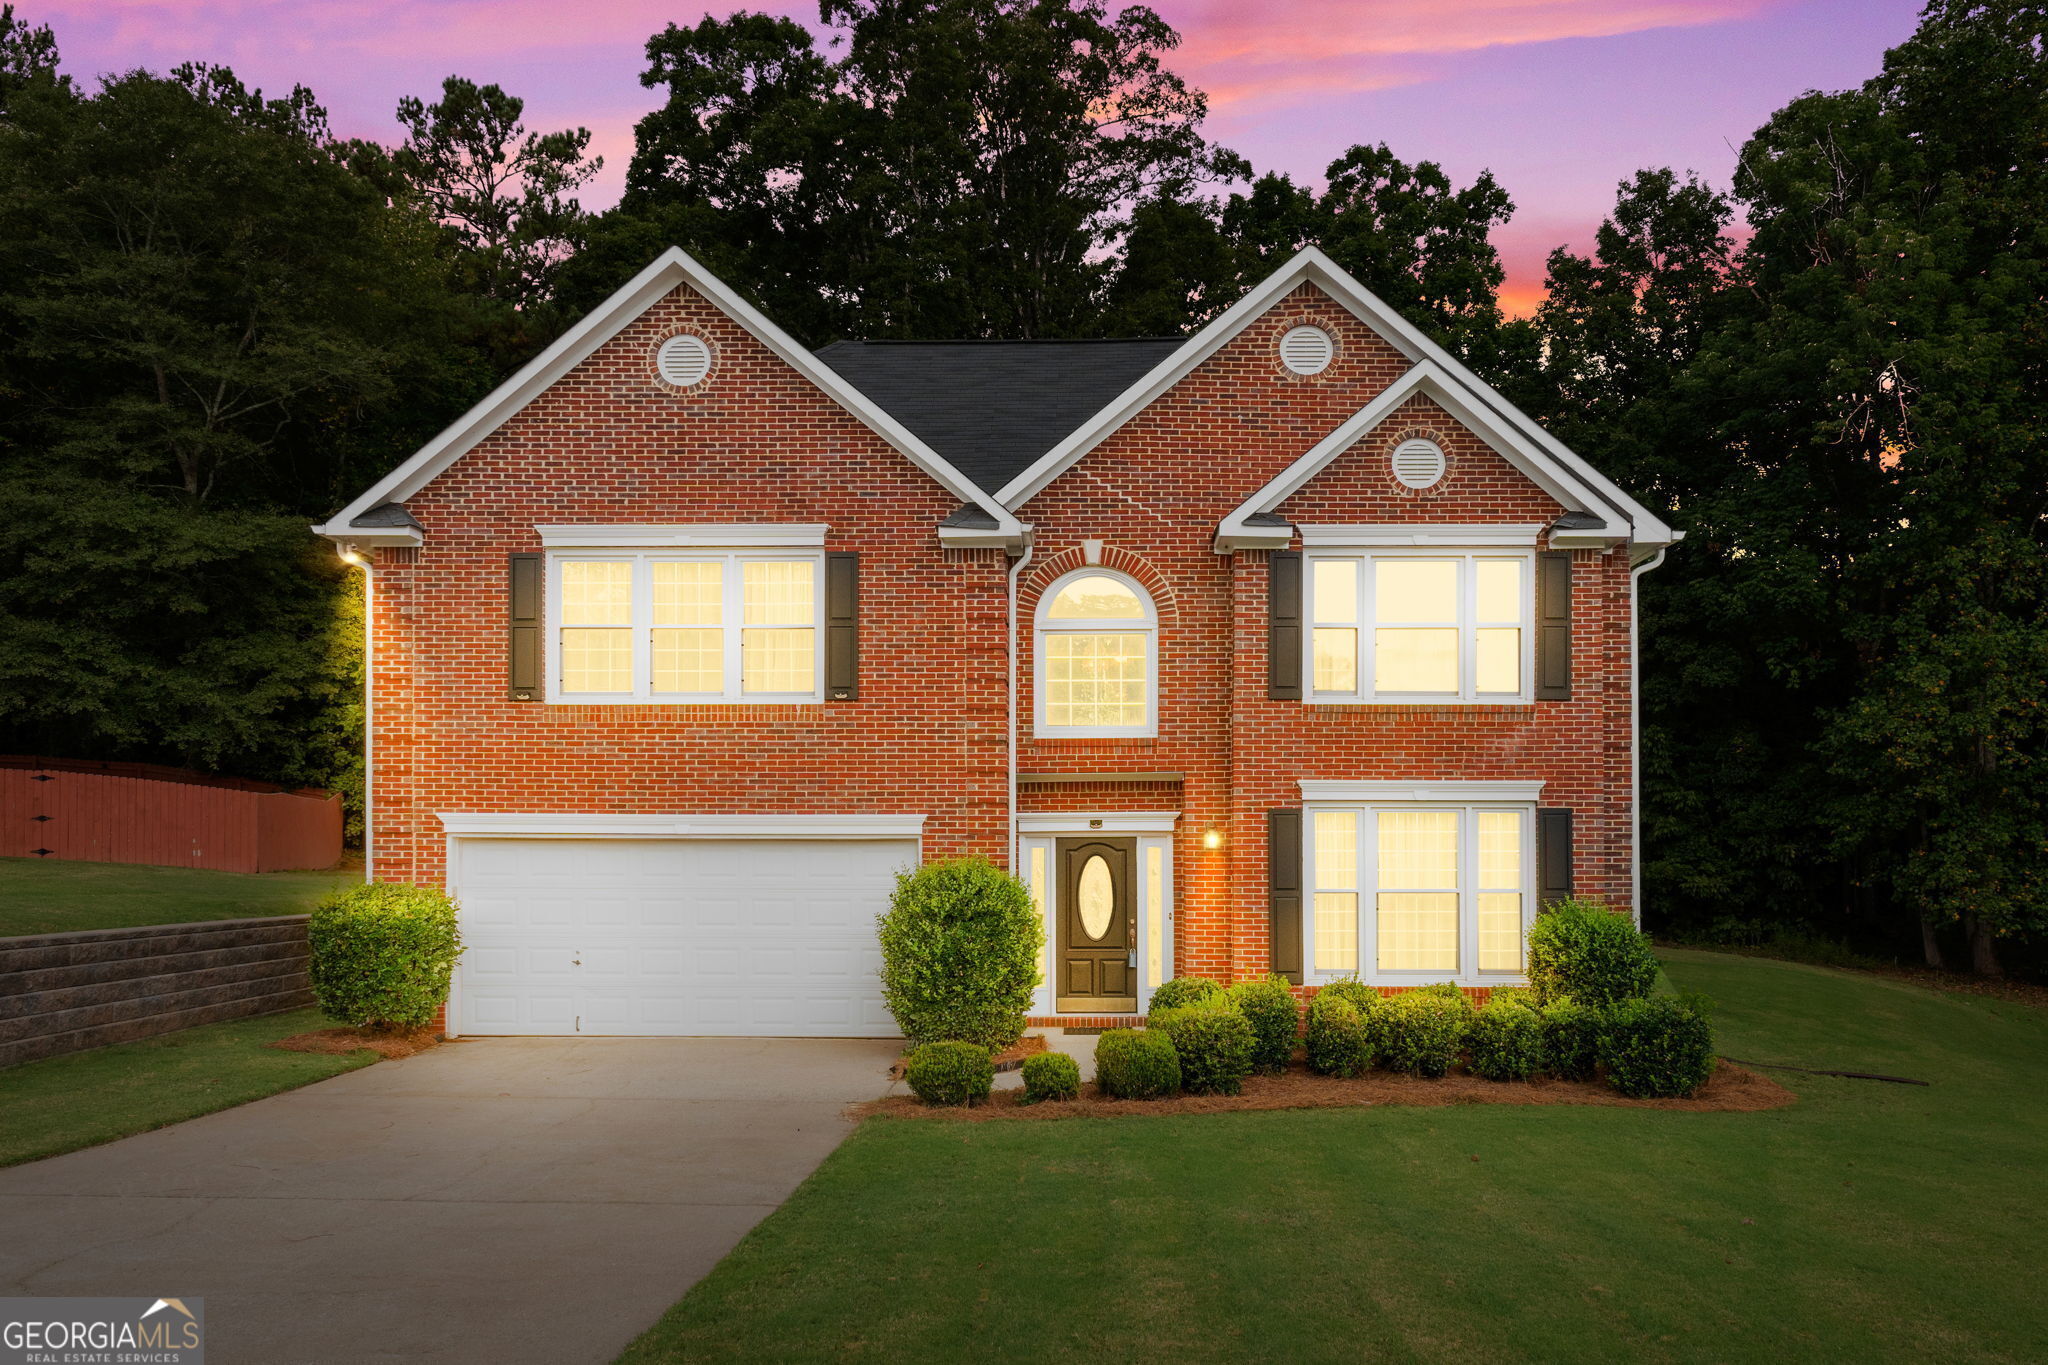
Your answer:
1527,897 -> 1660,1007
1382,988 -> 1471,1079
1466,998 -> 1545,1082
1484,985 -> 1540,1012
1095,1028 -> 1181,1100
1304,991 -> 1378,1077
1225,975 -> 1300,1073
1148,975 -> 1223,1015
1150,1003 -> 1256,1096
878,857 -> 1041,1050
1020,1050 -> 1082,1103
1597,995 -> 1716,1098
308,882 -> 463,1030
1540,997 -> 1601,1081
905,1041 -> 995,1106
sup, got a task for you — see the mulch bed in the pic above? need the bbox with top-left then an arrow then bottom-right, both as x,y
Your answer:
856,1058 -> 1794,1123
267,1026 -> 445,1060
887,1033 -> 1047,1081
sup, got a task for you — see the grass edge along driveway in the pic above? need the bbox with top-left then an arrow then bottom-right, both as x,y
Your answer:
617,950 -> 2048,1365
0,1008 -> 374,1168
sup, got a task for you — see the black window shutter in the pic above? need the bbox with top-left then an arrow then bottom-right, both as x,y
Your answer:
1268,808 -> 1304,983
1268,551 -> 1303,700
1535,550 -> 1572,700
1537,807 -> 1574,906
825,552 -> 858,701
508,553 -> 541,701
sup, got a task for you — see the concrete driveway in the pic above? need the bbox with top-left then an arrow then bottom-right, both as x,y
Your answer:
0,1036 -> 900,1365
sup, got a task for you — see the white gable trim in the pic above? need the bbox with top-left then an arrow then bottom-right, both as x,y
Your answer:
1214,360 -> 1635,552
312,248 -> 1021,545
994,246 -> 1674,551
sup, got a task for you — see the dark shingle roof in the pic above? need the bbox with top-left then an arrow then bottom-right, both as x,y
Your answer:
813,338 -> 1186,495
353,502 -> 422,530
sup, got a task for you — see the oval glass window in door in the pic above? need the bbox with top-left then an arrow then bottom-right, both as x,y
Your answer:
1077,855 -> 1114,941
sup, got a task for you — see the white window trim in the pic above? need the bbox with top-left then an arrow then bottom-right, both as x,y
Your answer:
1300,780 -> 1545,803
1303,800 -> 1535,986
1016,814 -> 1177,1016
546,547 -> 824,704
537,523 -> 828,549
1305,547 -> 1535,705
1297,523 -> 1544,548
1033,568 -> 1159,738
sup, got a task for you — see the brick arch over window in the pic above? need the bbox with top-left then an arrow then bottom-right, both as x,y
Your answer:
1019,544 -> 1180,621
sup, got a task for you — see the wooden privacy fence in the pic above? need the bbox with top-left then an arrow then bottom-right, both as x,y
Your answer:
0,916 -> 313,1068
0,756 -> 342,873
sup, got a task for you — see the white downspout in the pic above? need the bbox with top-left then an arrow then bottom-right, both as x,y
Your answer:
1006,535 -> 1035,871
1628,545 -> 1669,924
340,545 -> 375,884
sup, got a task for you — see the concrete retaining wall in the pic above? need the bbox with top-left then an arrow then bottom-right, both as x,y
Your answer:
0,917 -> 312,1068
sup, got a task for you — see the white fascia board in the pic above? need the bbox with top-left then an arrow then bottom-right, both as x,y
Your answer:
310,520 -> 423,549
1014,811 -> 1181,834
1299,780 -> 1545,804
937,526 -> 1015,549
537,523 -> 828,549
1297,523 -> 1546,548
438,812 -> 927,839
319,248 -> 1021,545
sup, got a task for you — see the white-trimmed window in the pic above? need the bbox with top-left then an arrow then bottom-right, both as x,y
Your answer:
1034,569 -> 1157,736
549,551 -> 822,702
1306,804 -> 1532,982
1309,551 -> 1531,702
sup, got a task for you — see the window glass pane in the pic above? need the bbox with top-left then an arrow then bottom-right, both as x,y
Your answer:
742,561 -> 814,626
1313,628 -> 1357,693
1378,810 -> 1458,888
1478,892 -> 1524,971
1043,632 -> 1147,727
1314,893 -> 1359,971
1313,559 -> 1357,623
1375,628 -> 1459,692
560,628 -> 631,692
1047,575 -> 1145,619
1477,811 -> 1521,887
1314,811 -> 1358,888
653,562 -> 721,626
1145,844 -> 1164,989
1477,559 -> 1522,622
1476,628 -> 1521,693
1375,559 -> 1458,623
561,561 -> 632,626
1378,892 -> 1459,971
651,628 -> 722,693
741,627 -> 814,693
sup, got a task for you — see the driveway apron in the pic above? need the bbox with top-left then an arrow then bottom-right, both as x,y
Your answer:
0,1036 -> 899,1364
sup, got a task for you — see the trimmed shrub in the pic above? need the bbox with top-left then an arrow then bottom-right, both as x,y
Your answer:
1095,1028 -> 1181,1100
308,883 -> 463,1030
878,857 -> 1042,1049
1382,988 -> 1471,1079
1598,995 -> 1716,1098
1226,975 -> 1300,1073
1316,977 -> 1381,1014
1020,1050 -> 1082,1103
1526,897 -> 1660,1007
1466,998 -> 1545,1082
1304,991 -> 1378,1077
1148,975 -> 1224,1015
1151,1004 -> 1256,1096
905,1041 -> 995,1106
1541,997 -> 1601,1081
1484,985 -> 1540,1011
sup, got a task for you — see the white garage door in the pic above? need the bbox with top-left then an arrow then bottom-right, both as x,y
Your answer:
452,838 -> 911,1037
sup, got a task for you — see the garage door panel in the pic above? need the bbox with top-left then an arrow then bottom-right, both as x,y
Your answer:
454,837 -> 910,1037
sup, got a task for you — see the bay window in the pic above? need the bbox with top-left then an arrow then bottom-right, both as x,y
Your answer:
1309,551 -> 1531,702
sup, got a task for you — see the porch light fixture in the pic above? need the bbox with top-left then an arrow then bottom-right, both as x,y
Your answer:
337,545 -> 368,568
1203,827 -> 1224,850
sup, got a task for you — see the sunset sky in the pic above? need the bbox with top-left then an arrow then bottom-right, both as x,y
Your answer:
32,0 -> 1928,315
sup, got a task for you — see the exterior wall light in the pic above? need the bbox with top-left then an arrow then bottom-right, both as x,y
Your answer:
1203,827 -> 1224,850
337,545 -> 369,568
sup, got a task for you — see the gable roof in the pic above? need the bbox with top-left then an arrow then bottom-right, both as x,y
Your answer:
988,246 -> 1675,551
312,248 -> 1023,547
812,339 -> 1184,495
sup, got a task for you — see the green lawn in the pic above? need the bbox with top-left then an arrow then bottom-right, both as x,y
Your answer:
0,857 -> 357,937
619,950 -> 2048,1364
0,1007 -> 374,1167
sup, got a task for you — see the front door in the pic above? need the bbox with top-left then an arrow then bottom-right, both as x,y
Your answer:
1056,837 -> 1137,1012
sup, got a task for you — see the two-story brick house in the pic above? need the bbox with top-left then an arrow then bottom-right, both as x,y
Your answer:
314,246 -> 1676,1038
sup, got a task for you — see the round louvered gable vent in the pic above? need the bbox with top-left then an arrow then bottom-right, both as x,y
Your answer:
1392,438 -> 1447,489
1279,325 -> 1334,375
656,335 -> 712,387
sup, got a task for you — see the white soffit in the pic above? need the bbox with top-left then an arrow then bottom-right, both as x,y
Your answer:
438,813 -> 928,839
314,248 -> 1020,545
